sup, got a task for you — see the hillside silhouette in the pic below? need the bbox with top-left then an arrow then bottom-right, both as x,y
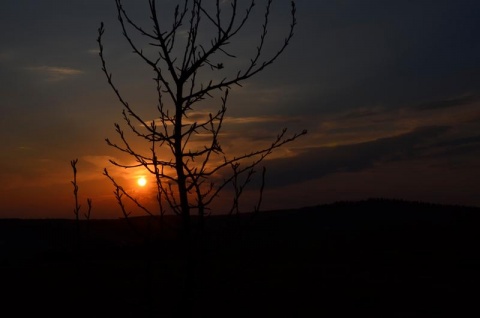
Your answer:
2,198 -> 480,317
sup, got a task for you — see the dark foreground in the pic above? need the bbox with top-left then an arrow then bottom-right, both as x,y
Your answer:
1,198 -> 480,317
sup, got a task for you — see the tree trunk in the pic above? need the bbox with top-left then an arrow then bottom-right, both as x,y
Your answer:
174,87 -> 195,317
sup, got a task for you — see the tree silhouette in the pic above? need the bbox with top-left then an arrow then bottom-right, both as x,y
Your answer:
97,0 -> 305,315
70,158 -> 92,251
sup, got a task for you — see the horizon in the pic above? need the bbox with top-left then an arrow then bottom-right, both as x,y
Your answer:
2,197 -> 479,221
1,0 -> 480,218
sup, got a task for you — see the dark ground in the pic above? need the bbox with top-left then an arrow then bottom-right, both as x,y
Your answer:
1,198 -> 480,317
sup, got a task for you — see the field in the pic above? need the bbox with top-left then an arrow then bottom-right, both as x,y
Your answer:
2,198 -> 480,317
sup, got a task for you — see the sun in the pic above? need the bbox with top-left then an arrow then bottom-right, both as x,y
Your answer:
137,176 -> 147,187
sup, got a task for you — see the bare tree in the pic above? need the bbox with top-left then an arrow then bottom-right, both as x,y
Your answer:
71,159 -> 93,251
97,0 -> 305,315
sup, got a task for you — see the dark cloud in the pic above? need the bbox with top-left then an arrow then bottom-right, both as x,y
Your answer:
421,135 -> 480,159
337,109 -> 380,120
432,135 -> 480,149
413,95 -> 479,111
262,126 -> 450,188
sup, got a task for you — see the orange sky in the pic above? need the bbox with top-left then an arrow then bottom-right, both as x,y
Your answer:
1,0 -> 480,218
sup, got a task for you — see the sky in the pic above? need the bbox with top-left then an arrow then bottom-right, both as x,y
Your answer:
1,0 -> 480,219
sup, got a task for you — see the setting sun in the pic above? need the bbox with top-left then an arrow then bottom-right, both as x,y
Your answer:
137,176 -> 147,187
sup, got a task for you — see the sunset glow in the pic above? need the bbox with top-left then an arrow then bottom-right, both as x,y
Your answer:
1,1 -> 480,219
137,176 -> 147,187
2,2 -> 480,317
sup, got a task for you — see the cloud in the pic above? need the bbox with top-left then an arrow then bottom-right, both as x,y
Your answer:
87,48 -> 100,55
0,51 -> 13,62
431,135 -> 480,149
306,91 -> 480,149
82,155 -> 115,169
223,115 -> 290,125
421,134 -> 480,159
261,126 -> 450,188
146,112 -> 295,126
24,65 -> 84,81
337,108 -> 382,120
82,155 -> 131,177
413,95 -> 478,111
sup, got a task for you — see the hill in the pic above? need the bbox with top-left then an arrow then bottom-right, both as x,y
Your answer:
1,198 -> 480,317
